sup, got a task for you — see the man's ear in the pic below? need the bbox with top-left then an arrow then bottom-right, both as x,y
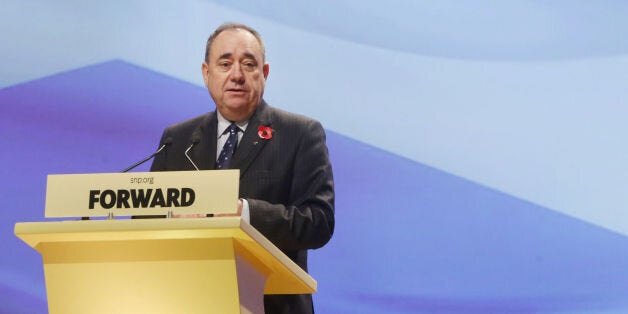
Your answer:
202,62 -> 210,86
263,63 -> 270,80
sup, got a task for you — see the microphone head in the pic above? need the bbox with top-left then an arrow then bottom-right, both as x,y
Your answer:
162,137 -> 174,146
186,132 -> 202,171
191,132 -> 202,145
121,137 -> 172,173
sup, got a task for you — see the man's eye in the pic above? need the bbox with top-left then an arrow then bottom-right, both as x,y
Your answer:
243,62 -> 256,69
218,62 -> 231,69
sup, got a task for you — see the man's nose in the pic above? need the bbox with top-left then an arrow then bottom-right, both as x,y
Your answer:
229,64 -> 245,83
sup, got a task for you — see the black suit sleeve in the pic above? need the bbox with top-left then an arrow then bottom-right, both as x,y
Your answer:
247,120 -> 335,251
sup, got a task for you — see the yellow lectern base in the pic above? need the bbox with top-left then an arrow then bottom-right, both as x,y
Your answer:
15,217 -> 316,314
44,238 -> 262,313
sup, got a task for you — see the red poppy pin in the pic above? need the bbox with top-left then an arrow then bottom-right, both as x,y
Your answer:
257,125 -> 273,140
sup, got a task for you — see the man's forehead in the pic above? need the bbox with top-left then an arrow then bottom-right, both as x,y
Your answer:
210,29 -> 262,59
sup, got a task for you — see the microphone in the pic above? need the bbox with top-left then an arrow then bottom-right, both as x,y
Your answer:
121,137 -> 173,173
185,132 -> 201,171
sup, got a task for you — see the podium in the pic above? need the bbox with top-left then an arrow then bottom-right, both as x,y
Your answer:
14,217 -> 316,314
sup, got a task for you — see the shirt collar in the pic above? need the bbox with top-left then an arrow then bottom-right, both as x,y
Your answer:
216,111 -> 249,138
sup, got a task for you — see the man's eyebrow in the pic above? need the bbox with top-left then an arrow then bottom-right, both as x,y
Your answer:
217,53 -> 232,60
216,52 -> 260,62
242,52 -> 258,61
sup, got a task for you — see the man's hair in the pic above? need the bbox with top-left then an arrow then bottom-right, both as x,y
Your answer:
204,22 -> 266,63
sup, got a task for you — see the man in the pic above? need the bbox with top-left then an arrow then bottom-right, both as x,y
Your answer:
150,22 -> 335,314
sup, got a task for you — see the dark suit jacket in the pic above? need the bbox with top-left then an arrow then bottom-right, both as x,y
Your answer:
150,101 -> 335,314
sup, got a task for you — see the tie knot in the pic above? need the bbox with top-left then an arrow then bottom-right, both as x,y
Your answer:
226,123 -> 239,135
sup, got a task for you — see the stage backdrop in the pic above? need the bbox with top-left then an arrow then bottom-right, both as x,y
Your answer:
2,1 -> 628,313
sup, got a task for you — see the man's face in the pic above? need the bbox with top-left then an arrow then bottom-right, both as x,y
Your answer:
203,29 -> 269,122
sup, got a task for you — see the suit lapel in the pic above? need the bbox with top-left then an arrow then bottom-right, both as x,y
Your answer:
191,112 -> 218,170
231,101 -> 272,177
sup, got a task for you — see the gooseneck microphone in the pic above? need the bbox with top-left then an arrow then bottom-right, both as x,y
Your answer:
185,132 -> 201,171
121,137 -> 173,173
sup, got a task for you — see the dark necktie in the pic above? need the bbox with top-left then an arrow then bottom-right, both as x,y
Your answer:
216,123 -> 239,169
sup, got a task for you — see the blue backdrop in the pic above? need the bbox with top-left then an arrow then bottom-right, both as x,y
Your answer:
2,1 -> 628,313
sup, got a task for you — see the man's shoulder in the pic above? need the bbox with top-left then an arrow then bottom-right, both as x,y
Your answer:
265,104 -> 321,129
